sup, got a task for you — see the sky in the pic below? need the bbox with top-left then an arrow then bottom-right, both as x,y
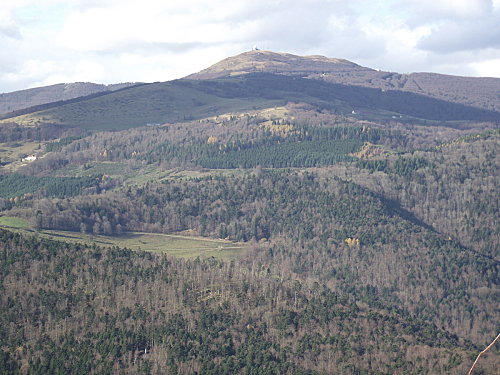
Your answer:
1,0 -> 500,93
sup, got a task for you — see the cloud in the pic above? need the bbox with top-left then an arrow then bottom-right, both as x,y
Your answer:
471,57 -> 500,77
417,13 -> 500,53
0,8 -> 22,39
419,24 -> 500,53
56,1 -> 258,52
397,0 -> 493,25
1,0 -> 499,93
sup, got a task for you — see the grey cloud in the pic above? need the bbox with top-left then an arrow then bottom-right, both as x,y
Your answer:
96,40 -> 213,56
393,0 -> 494,27
0,24 -> 21,39
417,15 -> 500,53
234,1 -> 383,59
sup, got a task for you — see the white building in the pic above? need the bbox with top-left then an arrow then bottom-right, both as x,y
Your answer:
22,154 -> 37,162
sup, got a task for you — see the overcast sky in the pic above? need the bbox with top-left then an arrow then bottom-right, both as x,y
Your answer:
1,0 -> 500,93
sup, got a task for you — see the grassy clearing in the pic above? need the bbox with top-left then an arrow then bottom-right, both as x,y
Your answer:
79,162 -> 128,177
0,216 -> 31,229
0,141 -> 45,171
0,216 -> 243,259
45,230 -> 243,260
55,162 -> 246,185
122,165 -> 176,185
122,167 -> 246,187
50,161 -> 246,191
168,168 -> 245,180
52,162 -> 128,178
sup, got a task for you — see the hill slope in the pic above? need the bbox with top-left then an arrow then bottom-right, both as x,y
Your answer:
0,82 -> 139,115
1,51 -> 499,134
0,50 -> 498,374
2,228 -> 493,374
189,50 -> 500,111
2,73 -> 499,133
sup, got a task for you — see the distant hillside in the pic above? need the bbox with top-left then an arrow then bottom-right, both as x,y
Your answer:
319,71 -> 500,112
2,74 -> 499,133
2,51 -> 499,135
189,50 -> 500,112
0,79 -> 283,131
0,82 -> 140,115
186,74 -> 500,123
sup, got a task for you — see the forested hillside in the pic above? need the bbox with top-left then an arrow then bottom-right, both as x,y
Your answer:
0,51 -> 498,374
10,167 -> 497,344
1,229 -> 495,374
337,130 -> 500,257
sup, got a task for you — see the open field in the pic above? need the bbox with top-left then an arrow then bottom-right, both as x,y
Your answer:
0,216 -> 243,259
0,141 -> 44,171
0,216 -> 31,229
52,161 -> 130,179
54,162 -> 245,185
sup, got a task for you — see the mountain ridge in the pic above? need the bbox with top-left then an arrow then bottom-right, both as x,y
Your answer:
1,50 -> 499,135
0,81 -> 141,115
188,50 -> 500,111
3,50 -> 499,115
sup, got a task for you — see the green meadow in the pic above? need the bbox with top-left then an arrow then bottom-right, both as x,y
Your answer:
0,216 -> 243,260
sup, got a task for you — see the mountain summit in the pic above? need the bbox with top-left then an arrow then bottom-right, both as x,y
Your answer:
188,50 -> 500,111
187,50 -> 367,79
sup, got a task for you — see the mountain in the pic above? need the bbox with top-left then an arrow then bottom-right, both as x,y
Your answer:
0,81 -> 140,115
0,50 -> 498,374
1,51 -> 499,134
190,50 -> 500,112
186,50 -> 366,79
321,71 -> 500,112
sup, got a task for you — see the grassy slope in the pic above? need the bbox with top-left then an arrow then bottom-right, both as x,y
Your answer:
4,74 -> 499,133
0,216 -> 31,229
0,80 -> 281,131
51,162 -> 244,188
